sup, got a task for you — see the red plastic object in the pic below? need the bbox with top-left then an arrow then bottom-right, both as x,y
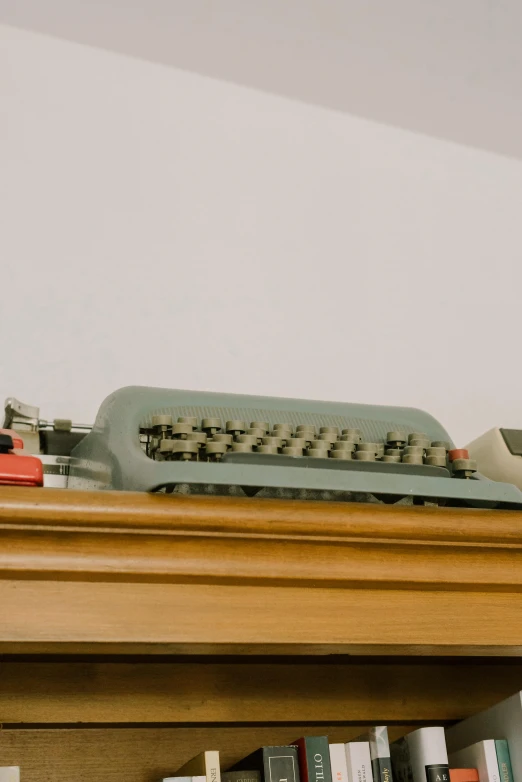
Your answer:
448,448 -> 470,462
0,430 -> 43,487
0,428 -> 24,450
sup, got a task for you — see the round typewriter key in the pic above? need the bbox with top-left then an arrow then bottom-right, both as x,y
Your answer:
354,450 -> 376,461
250,421 -> 269,433
426,447 -> 446,459
403,445 -> 424,456
357,442 -> 379,454
246,427 -> 265,440
318,433 -> 338,445
273,423 -> 293,436
386,431 -> 407,446
152,415 -> 173,428
306,447 -> 329,458
385,448 -> 402,457
448,448 -> 470,462
236,434 -> 259,446
158,438 -> 175,455
231,442 -> 253,453
332,440 -> 356,452
295,433 -> 313,446
177,416 -> 198,429
201,418 -> 222,435
431,440 -> 451,450
330,450 -> 352,459
425,455 -> 447,467
376,444 -> 385,458
261,436 -> 285,448
409,437 -> 430,449
296,424 -> 316,435
282,446 -> 303,457
402,453 -> 424,465
382,454 -> 401,463
408,432 -> 428,444
212,433 -> 233,446
452,457 -> 477,477
289,438 -> 307,450
186,431 -> 207,448
319,426 -> 339,436
172,423 -> 192,439
226,420 -> 246,436
310,439 -> 329,449
256,444 -> 279,454
342,428 -> 362,442
204,441 -> 227,460
170,440 -> 198,460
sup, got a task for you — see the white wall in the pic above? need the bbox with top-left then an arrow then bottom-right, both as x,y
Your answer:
1,23 -> 522,445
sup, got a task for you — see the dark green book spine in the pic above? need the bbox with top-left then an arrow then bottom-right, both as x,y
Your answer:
302,738 -> 332,782
495,741 -> 514,782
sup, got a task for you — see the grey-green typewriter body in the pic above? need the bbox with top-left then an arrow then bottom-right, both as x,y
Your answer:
68,385 -> 522,508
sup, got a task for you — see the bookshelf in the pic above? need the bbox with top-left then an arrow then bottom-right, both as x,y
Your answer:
1,487 -> 522,781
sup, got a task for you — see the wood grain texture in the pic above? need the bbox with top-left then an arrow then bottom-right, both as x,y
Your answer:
2,660 -> 522,724
1,488 -> 522,654
0,726 -> 420,782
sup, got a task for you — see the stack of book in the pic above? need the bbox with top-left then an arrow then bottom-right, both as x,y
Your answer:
161,690 -> 522,782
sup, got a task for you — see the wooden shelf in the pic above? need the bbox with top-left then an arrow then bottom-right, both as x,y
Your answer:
1,487 -> 522,781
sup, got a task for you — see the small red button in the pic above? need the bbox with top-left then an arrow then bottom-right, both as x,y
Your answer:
448,448 -> 470,462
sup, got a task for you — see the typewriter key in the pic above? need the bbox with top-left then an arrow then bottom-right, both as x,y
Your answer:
226,420 -> 246,436
385,448 -> 403,457
382,454 -> 401,463
201,418 -> 222,435
212,433 -> 233,446
186,431 -> 207,448
431,440 -> 451,450
332,440 -> 356,452
273,423 -> 293,435
408,432 -> 428,444
236,434 -> 259,446
250,421 -> 269,433
261,436 -> 285,449
172,423 -> 192,440
282,446 -> 304,457
409,437 -> 431,450
256,444 -> 279,454
342,428 -> 362,442
357,442 -> 379,454
288,438 -> 307,451
246,427 -> 265,442
318,433 -> 338,446
296,424 -> 316,435
425,455 -> 447,467
426,447 -> 447,459
386,431 -> 407,447
178,416 -> 198,429
452,458 -> 477,478
205,442 -> 227,460
151,415 -> 173,437
402,453 -> 424,465
319,426 -> 339,436
354,450 -> 376,461
330,450 -> 352,459
307,448 -> 329,458
231,442 -> 253,453
170,440 -> 198,461
403,445 -> 424,456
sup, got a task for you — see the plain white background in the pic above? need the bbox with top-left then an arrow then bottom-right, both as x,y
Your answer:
2,24 -> 522,445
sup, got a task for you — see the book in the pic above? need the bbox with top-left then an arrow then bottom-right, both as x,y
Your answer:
494,742 -> 513,782
448,742 -> 500,782
445,692 -> 522,780
163,778 -> 207,782
391,727 -> 448,782
449,772 -> 479,782
345,742 -> 373,782
330,744 -> 349,782
229,746 -> 300,782
0,770 -> 19,782
175,752 -> 221,782
222,774 -> 262,782
292,737 -> 332,782
368,727 -> 393,782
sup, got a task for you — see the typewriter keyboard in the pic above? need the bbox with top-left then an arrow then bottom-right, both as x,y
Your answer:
140,417 -> 475,478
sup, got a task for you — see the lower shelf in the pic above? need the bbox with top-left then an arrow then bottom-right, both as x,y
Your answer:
0,725 -> 417,782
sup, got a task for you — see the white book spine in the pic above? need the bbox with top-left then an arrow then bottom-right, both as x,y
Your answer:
330,744 -> 350,782
345,743 -> 373,782
449,741 -> 500,782
0,771 -> 20,782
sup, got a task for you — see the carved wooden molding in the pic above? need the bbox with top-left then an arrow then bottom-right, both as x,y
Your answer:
1,488 -> 522,654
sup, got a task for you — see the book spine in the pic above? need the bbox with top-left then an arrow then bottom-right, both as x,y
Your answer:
372,759 -> 393,782
346,744 -> 374,782
329,745 -> 349,782
304,738 -> 333,782
264,747 -> 300,782
205,752 -> 221,782
495,742 -> 513,782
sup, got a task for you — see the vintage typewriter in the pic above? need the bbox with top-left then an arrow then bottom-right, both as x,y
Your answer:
46,385 -> 522,508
